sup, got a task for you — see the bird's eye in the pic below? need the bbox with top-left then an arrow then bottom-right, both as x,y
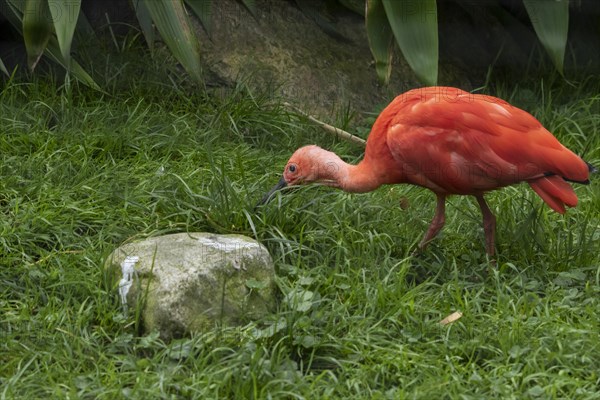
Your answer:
288,164 -> 297,173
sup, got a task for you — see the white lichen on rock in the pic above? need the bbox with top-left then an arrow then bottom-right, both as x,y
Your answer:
118,255 -> 139,308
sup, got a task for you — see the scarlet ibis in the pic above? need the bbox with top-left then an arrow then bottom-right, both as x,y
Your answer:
260,87 -> 595,256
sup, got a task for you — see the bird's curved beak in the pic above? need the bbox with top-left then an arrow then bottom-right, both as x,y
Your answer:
256,176 -> 288,207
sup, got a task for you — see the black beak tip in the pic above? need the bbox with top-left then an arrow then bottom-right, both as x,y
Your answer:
256,177 -> 288,208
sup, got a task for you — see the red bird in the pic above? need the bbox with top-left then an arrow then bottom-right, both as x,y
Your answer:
260,87 -> 595,256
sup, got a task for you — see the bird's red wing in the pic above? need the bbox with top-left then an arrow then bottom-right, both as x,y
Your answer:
384,91 -> 590,194
386,123 -> 528,194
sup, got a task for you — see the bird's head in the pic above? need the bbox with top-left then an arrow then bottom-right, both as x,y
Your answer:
257,145 -> 344,205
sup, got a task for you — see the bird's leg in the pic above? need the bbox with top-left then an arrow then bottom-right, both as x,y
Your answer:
475,195 -> 496,257
418,194 -> 446,251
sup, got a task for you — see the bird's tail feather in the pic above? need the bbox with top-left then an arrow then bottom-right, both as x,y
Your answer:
528,175 -> 578,214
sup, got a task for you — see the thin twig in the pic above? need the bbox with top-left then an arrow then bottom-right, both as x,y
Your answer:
283,102 -> 367,148
439,311 -> 463,326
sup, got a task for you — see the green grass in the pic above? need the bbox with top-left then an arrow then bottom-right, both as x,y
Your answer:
1,73 -> 600,399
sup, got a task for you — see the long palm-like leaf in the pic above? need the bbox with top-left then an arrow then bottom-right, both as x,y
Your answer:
144,0 -> 203,82
4,0 -> 100,89
21,0 -> 53,71
132,0 -> 155,49
45,35 -> 101,90
366,0 -> 394,84
238,0 -> 257,18
339,0 -> 365,16
523,0 -> 569,75
293,0 -> 348,42
47,0 -> 81,67
2,0 -> 22,29
0,56 -> 8,76
381,0 -> 438,85
185,0 -> 212,35
186,0 -> 254,35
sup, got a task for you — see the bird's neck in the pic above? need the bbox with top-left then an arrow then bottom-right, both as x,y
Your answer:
324,159 -> 387,193
316,147 -> 403,193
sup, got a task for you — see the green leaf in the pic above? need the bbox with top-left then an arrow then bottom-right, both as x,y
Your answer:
44,36 -> 102,90
298,276 -> 315,286
527,385 -> 546,398
238,0 -> 257,19
293,334 -> 317,348
3,0 -> 100,89
167,339 -> 193,360
2,0 -> 23,28
381,0 -> 438,85
293,0 -> 349,42
366,0 -> 394,84
523,0 -> 569,75
185,0 -> 212,35
21,0 -> 53,71
252,318 -> 287,339
74,6 -> 94,37
132,0 -> 155,49
284,289 -> 314,312
47,0 -> 81,67
0,55 -> 8,76
144,0 -> 203,82
338,0 -> 365,16
245,278 -> 267,290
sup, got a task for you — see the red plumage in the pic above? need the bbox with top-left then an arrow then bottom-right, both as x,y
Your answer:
366,87 -> 589,203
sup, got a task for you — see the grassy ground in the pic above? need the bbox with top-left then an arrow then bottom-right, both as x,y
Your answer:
1,72 -> 600,399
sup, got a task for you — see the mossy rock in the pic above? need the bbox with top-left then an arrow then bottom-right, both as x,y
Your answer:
105,232 -> 276,340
